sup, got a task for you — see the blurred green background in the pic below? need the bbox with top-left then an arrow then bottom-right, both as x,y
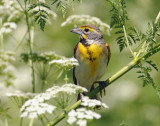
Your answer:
0,0 -> 160,126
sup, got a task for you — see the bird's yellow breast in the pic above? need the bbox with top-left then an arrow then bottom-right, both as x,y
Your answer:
78,43 -> 104,77
78,43 -> 104,59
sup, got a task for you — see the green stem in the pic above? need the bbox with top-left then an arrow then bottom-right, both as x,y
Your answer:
46,43 -> 160,126
24,0 -> 36,93
40,117 -> 45,126
29,118 -> 34,126
16,0 -> 25,11
20,118 -> 23,126
5,119 -> 8,126
14,31 -> 28,51
155,11 -> 160,24
123,25 -> 135,58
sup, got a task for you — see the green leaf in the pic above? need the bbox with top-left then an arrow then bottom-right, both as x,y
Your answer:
35,15 -> 40,22
136,70 -> 142,73
107,0 -> 129,51
40,3 -> 51,9
52,0 -> 59,5
115,30 -> 124,34
28,4 -> 37,11
38,18 -> 46,31
116,35 -> 126,52
128,33 -> 136,44
30,11 -> 39,17
41,10 -> 49,16
146,60 -> 158,71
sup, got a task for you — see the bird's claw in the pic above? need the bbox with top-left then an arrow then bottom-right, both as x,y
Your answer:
95,81 -> 107,97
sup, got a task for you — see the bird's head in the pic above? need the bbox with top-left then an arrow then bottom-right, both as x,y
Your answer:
71,25 -> 103,41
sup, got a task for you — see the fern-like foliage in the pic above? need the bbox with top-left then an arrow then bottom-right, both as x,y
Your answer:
145,22 -> 160,51
146,60 -> 158,71
52,0 -> 67,16
107,0 -> 128,28
135,60 -> 159,97
107,0 -> 160,97
28,2 -> 51,31
106,0 -> 132,52
136,64 -> 155,87
51,0 -> 82,17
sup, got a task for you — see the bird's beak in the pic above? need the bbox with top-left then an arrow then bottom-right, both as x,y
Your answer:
70,28 -> 82,35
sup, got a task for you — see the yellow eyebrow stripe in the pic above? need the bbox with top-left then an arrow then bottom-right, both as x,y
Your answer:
80,26 -> 99,34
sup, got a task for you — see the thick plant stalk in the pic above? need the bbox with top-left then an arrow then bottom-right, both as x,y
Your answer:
47,43 -> 160,126
24,1 -> 36,93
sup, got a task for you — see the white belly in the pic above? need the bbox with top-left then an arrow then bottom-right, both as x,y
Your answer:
75,55 -> 108,91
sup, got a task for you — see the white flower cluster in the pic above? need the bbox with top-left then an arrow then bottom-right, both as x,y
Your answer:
0,0 -> 22,21
21,98 -> 56,118
46,83 -> 88,96
0,51 -> 15,62
40,51 -> 64,61
81,96 -> 109,108
61,15 -> 111,34
20,84 -> 87,118
0,22 -> 17,34
67,108 -> 101,126
6,91 -> 36,98
49,57 -> 79,67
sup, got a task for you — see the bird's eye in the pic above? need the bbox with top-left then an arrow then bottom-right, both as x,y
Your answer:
84,28 -> 89,32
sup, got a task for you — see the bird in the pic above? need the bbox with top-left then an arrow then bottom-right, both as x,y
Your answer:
71,24 -> 111,101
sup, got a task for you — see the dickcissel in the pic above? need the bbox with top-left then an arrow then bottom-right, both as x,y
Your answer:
71,25 -> 111,100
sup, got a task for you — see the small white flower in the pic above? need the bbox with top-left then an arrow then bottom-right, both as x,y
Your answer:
67,116 -> 77,125
68,110 -> 77,117
46,105 -> 56,114
92,112 -> 101,119
83,114 -> 93,120
77,112 -> 85,119
20,111 -> 28,118
67,107 -> 102,126
76,108 -> 86,112
6,91 -> 36,98
0,22 -> 17,34
76,119 -> 87,126
49,57 -> 79,67
61,15 -> 111,35
28,112 -> 38,119
20,99 -> 56,118
37,108 -> 46,115
81,96 -> 109,108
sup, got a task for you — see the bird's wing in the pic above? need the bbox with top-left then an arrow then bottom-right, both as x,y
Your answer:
73,42 -> 79,85
105,43 -> 111,65
74,42 -> 79,58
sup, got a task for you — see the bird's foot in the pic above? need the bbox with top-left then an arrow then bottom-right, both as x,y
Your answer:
95,81 -> 107,97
